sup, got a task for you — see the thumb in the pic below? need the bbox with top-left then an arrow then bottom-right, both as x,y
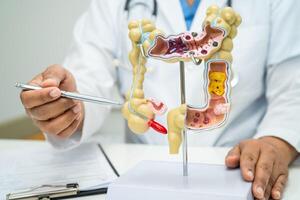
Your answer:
40,65 -> 67,88
225,145 -> 241,168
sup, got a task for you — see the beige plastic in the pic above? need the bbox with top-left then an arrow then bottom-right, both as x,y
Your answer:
122,5 -> 241,154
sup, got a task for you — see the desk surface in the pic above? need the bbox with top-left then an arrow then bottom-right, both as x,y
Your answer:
1,139 -> 299,200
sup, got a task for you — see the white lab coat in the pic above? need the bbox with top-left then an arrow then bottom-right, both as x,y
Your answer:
46,0 -> 300,152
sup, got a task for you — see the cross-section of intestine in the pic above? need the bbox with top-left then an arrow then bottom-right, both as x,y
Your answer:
148,25 -> 225,61
186,61 -> 231,130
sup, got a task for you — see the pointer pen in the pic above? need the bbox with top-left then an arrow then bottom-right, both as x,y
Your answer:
15,82 -> 123,106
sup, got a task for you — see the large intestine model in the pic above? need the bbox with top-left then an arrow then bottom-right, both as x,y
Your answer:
122,5 -> 241,154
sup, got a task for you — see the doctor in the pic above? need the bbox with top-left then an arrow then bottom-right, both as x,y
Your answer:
20,0 -> 299,199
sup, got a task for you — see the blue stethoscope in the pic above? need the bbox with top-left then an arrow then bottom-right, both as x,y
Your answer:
124,0 -> 232,17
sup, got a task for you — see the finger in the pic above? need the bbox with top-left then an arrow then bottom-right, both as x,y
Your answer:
41,65 -> 76,92
40,65 -> 67,88
28,74 -> 43,86
36,104 -> 81,135
225,145 -> 241,168
29,98 -> 77,121
271,174 -> 288,200
57,114 -> 82,138
20,87 -> 61,109
240,142 -> 259,181
253,148 -> 276,199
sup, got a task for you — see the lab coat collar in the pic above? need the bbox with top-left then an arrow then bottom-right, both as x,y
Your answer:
190,0 -> 229,32
158,0 -> 229,33
158,0 -> 186,33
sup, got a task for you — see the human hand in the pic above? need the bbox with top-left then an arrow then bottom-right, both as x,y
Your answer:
225,137 -> 298,200
20,65 -> 84,138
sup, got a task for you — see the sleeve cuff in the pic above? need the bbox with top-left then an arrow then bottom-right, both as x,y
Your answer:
44,131 -> 82,151
254,128 -> 300,153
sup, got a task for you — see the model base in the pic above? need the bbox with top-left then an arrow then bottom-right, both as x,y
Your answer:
106,160 -> 253,200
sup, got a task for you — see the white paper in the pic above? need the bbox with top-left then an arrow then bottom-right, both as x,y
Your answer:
0,143 -> 117,199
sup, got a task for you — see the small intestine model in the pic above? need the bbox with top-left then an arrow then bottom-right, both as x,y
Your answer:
122,5 -> 241,154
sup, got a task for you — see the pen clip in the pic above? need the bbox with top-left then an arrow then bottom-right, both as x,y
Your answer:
6,183 -> 79,200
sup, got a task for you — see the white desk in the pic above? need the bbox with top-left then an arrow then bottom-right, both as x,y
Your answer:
1,139 -> 299,200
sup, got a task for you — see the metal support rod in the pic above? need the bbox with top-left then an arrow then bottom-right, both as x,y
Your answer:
179,61 -> 188,176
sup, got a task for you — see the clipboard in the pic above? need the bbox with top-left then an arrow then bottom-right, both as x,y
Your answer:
5,144 -> 119,200
6,183 -> 109,200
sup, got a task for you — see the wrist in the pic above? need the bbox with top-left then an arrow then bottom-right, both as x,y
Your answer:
259,136 -> 298,164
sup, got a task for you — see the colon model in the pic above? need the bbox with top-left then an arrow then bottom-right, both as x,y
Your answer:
186,60 -> 231,130
146,23 -> 232,130
148,25 -> 225,62
122,5 -> 241,154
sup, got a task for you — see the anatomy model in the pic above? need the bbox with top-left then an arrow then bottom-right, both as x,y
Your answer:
122,5 -> 241,154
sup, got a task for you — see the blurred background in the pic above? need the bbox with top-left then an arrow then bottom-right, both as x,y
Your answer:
0,0 -> 124,141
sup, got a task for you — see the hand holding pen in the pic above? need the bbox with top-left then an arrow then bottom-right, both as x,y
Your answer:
18,65 -> 122,138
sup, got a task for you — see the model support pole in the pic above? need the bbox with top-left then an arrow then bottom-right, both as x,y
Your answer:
179,61 -> 188,176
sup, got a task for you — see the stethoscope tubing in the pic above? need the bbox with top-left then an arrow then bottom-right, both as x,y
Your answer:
124,0 -> 231,16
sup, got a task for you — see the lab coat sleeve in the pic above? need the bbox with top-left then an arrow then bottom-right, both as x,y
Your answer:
45,0 -> 119,149
254,0 -> 300,152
